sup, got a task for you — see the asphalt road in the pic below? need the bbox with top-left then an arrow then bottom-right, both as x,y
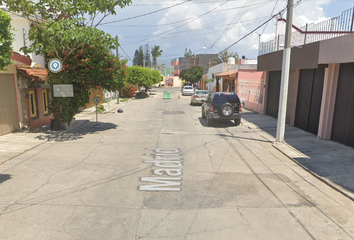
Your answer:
1,88 -> 354,240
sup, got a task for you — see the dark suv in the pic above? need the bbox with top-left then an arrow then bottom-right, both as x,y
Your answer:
201,92 -> 242,126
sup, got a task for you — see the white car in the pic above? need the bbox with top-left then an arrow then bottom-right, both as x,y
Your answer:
182,86 -> 194,96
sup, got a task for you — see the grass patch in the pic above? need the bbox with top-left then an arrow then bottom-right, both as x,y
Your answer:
121,98 -> 130,102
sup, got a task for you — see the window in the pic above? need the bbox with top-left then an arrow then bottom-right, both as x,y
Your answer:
28,90 -> 37,118
42,89 -> 49,115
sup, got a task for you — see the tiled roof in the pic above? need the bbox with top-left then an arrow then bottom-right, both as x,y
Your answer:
17,67 -> 48,82
10,52 -> 32,66
216,70 -> 238,78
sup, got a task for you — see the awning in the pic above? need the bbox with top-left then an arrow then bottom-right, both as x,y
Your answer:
17,67 -> 48,82
216,70 -> 238,78
10,52 -> 32,66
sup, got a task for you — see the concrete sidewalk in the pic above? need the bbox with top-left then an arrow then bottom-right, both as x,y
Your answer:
0,98 -> 128,164
241,110 -> 354,200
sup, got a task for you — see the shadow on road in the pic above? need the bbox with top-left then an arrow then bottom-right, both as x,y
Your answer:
35,121 -> 118,142
198,117 -> 236,128
0,174 -> 12,184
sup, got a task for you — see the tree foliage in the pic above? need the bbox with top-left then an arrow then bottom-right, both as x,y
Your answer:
184,66 -> 203,84
151,45 -> 163,68
127,66 -> 162,89
133,46 -> 144,66
1,0 -> 132,28
43,20 -> 128,123
0,10 -> 13,71
179,69 -> 188,81
1,0 -> 132,124
184,48 -> 195,58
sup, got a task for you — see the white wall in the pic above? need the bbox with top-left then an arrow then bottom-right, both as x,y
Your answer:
10,14 -> 45,68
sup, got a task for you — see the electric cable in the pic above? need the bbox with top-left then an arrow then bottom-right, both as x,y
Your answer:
100,0 -> 192,25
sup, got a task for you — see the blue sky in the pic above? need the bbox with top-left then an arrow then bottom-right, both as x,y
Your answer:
97,0 -> 354,66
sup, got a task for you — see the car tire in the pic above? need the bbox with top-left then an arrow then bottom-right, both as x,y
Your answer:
202,109 -> 206,119
234,119 -> 241,126
191,101 -> 194,106
206,117 -> 214,126
220,103 -> 234,117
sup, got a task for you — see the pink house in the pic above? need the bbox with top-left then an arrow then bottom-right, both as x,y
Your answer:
216,69 -> 265,114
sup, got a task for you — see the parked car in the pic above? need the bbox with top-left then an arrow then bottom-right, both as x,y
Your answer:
191,90 -> 209,105
201,92 -> 242,126
182,86 -> 194,96
181,83 -> 193,93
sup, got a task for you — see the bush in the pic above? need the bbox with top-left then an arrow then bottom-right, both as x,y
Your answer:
122,84 -> 136,98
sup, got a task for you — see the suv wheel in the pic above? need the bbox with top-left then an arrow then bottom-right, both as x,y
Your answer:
220,103 -> 234,117
234,119 -> 241,126
201,109 -> 206,119
206,117 -> 214,126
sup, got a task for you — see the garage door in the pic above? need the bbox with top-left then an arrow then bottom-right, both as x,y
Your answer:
0,74 -> 19,135
294,68 -> 324,135
331,63 -> 354,147
266,71 -> 281,119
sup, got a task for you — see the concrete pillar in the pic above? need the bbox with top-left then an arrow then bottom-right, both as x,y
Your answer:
317,63 -> 340,140
262,71 -> 269,115
287,69 -> 300,126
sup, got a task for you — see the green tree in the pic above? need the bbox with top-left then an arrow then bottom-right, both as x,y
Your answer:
132,46 -> 144,66
184,48 -> 195,58
41,19 -> 128,123
185,66 -> 203,84
151,70 -> 163,85
151,45 -> 163,68
144,44 -> 151,68
1,0 -> 132,28
207,50 -> 239,68
1,0 -> 132,124
179,69 -> 188,81
127,66 -> 152,89
0,10 -> 13,71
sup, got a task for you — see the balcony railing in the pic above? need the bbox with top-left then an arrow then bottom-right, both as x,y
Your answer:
259,7 -> 354,55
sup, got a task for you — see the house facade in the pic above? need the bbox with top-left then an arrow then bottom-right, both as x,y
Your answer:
258,8 -> 354,148
0,10 -> 51,135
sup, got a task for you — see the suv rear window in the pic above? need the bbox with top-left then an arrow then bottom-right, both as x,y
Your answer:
213,93 -> 240,104
184,86 -> 193,89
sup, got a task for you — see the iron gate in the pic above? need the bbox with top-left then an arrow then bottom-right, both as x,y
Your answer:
266,71 -> 281,119
331,63 -> 354,147
294,68 -> 325,135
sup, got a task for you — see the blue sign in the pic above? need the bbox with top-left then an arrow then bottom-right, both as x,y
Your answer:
48,58 -> 63,73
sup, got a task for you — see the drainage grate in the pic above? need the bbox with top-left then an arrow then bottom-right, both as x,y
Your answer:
162,111 -> 185,115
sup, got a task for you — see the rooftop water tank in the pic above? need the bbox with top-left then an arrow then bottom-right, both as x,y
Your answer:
227,57 -> 235,64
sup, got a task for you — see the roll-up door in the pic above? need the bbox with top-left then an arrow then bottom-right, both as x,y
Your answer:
0,74 -> 19,135
331,63 -> 354,147
266,71 -> 281,119
294,68 -> 324,135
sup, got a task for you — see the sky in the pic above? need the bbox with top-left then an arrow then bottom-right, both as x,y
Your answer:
97,0 -> 354,66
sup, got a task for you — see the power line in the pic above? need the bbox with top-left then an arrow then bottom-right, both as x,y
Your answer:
122,0 -> 231,46
100,0 -> 192,25
221,7 -> 288,53
100,0 -> 273,28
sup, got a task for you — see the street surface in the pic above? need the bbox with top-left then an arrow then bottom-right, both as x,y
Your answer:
1,88 -> 354,239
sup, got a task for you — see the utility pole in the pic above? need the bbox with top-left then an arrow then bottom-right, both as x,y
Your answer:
276,0 -> 294,142
115,35 -> 119,57
115,35 -> 119,105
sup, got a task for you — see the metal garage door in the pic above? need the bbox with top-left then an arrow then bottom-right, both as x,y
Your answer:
0,74 -> 19,135
294,68 -> 324,135
266,71 -> 281,119
331,63 -> 354,147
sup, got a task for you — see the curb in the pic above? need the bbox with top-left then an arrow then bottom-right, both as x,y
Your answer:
273,142 -> 354,202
